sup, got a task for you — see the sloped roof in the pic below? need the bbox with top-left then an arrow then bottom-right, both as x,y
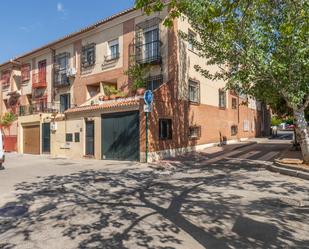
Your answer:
65,97 -> 141,114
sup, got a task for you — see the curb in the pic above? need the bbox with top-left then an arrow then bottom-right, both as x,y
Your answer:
267,163 -> 309,181
232,141 -> 258,151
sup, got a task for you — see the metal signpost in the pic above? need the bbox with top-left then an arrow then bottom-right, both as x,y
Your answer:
144,90 -> 153,163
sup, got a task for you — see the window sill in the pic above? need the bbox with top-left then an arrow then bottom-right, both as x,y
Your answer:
219,106 -> 226,110
189,136 -> 200,140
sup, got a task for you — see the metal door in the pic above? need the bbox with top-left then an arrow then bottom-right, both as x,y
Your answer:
42,123 -> 50,153
85,121 -> 95,156
102,111 -> 139,161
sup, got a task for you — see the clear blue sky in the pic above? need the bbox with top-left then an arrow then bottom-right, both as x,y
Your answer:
0,0 -> 135,64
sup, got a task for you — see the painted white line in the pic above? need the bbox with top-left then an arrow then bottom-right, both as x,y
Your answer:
238,151 -> 261,159
258,151 -> 279,161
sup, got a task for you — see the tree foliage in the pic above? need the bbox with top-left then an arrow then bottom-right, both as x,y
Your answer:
0,112 -> 16,127
136,0 -> 309,162
136,0 -> 309,109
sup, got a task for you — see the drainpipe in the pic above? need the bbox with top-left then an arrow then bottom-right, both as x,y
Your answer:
50,48 -> 56,105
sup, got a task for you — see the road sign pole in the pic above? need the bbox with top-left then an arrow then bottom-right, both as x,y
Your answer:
143,90 -> 153,164
146,111 -> 149,163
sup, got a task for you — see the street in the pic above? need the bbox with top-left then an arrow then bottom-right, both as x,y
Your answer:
0,133 -> 308,249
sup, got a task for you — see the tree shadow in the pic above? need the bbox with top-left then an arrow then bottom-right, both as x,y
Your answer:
0,159 -> 308,248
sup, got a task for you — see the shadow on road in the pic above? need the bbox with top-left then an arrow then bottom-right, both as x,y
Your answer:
0,158 -> 308,249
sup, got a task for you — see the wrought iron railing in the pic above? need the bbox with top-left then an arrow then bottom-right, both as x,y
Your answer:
135,41 -> 161,64
32,72 -> 47,88
19,102 -> 70,116
104,53 -> 120,62
54,70 -> 70,87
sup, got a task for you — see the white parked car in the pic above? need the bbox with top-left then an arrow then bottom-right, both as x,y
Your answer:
0,130 -> 5,169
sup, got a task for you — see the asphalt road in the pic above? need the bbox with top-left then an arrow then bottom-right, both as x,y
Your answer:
0,134 -> 308,249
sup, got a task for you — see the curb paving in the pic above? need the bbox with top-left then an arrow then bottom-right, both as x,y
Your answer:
268,162 -> 309,181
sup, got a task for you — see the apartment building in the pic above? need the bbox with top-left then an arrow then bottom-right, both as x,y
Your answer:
0,7 -> 270,161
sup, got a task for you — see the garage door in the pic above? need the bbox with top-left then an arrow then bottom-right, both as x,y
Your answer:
102,111 -> 139,161
23,125 -> 40,154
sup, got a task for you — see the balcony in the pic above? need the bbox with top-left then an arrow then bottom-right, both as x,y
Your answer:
19,102 -> 71,116
54,70 -> 70,88
135,41 -> 162,65
32,72 -> 47,88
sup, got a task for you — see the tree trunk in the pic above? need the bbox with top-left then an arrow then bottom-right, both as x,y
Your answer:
293,108 -> 309,163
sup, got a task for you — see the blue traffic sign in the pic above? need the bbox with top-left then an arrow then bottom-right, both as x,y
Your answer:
144,90 -> 153,106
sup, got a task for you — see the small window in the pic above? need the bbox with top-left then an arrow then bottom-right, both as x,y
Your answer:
189,126 -> 201,139
21,64 -> 31,82
188,31 -> 196,51
231,125 -> 238,136
219,89 -> 226,109
243,120 -> 250,132
74,132 -> 80,142
82,43 -> 96,68
66,133 -> 73,142
189,80 -> 200,103
232,98 -> 238,109
159,119 -> 172,140
107,39 -> 119,60
146,75 -> 163,91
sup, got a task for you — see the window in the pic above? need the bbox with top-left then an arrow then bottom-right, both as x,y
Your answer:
82,43 -> 96,68
146,75 -> 163,91
55,53 -> 70,86
188,31 -> 196,51
231,125 -> 238,136
243,120 -> 250,132
74,132 -> 80,142
107,39 -> 119,60
1,70 -> 10,88
232,98 -> 238,109
189,80 -> 200,103
60,94 -> 71,113
21,64 -> 31,82
144,27 -> 159,61
219,89 -> 226,109
66,133 -> 73,142
189,126 -> 201,139
159,119 -> 172,140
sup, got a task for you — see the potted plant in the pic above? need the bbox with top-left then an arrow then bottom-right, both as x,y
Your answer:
103,85 -> 118,100
125,64 -> 150,95
115,91 -> 127,99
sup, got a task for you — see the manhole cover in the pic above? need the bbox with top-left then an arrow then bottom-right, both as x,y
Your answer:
0,206 -> 28,218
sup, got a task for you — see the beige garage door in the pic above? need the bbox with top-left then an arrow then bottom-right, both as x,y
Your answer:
23,125 -> 40,154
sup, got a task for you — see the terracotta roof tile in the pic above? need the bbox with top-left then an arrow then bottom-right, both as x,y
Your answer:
65,97 -> 141,114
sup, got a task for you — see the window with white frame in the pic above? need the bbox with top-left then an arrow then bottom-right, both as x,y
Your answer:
188,80 -> 200,103
219,89 -> 226,108
243,120 -> 250,132
107,39 -> 119,60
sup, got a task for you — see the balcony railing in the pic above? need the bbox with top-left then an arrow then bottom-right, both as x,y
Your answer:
104,53 -> 120,63
54,70 -> 70,87
19,102 -> 71,116
32,72 -> 47,88
135,41 -> 162,64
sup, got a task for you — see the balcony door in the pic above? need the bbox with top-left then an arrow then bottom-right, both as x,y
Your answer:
38,60 -> 46,83
144,28 -> 159,60
60,94 -> 70,113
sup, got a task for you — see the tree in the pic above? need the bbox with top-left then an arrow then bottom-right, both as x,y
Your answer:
135,0 -> 309,163
0,112 -> 16,135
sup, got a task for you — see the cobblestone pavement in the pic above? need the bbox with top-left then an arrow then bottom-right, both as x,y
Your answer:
0,140 -> 309,248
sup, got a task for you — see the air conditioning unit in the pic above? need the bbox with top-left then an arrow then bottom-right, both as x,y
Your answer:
51,122 -> 57,131
66,68 -> 77,77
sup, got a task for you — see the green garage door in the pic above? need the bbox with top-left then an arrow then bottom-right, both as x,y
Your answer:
102,111 -> 139,161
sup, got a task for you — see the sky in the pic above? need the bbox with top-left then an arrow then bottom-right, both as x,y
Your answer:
0,0 -> 135,64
